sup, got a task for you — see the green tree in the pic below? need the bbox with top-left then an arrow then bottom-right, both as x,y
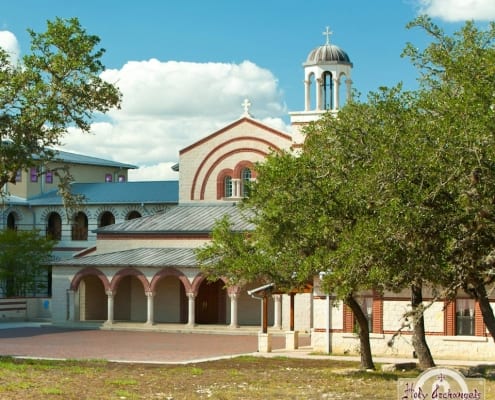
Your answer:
0,229 -> 55,297
0,17 -> 121,195
403,16 -> 495,341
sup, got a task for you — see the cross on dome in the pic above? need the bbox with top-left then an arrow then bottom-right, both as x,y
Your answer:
322,26 -> 333,45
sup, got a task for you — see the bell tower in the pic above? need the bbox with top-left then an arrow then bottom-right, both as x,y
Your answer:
290,27 -> 353,135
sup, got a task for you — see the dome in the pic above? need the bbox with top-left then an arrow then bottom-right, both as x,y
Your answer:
306,43 -> 351,64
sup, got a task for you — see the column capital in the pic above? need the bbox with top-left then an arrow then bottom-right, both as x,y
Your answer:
145,291 -> 155,297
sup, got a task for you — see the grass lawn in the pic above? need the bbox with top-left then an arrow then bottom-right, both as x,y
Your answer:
0,355 -> 493,399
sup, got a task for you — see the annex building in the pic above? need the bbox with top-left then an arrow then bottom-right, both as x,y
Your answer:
10,29 -> 495,361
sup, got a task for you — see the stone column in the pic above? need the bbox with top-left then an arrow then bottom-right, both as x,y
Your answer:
67,289 -> 75,321
304,79 -> 310,111
316,78 -> 323,110
229,293 -> 239,328
346,79 -> 353,102
105,290 -> 114,325
272,294 -> 282,329
333,77 -> 340,110
187,292 -> 196,327
146,291 -> 155,325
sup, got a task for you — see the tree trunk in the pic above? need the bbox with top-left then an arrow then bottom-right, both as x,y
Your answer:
346,295 -> 375,370
473,282 -> 495,341
410,282 -> 435,369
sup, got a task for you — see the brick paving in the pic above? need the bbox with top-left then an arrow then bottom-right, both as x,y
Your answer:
0,325 -> 307,364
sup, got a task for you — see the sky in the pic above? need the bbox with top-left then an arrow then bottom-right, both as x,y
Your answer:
1,0 -> 495,181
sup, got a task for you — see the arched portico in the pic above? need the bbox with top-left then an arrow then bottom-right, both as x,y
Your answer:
150,268 -> 191,324
70,268 -> 111,321
111,268 -> 150,323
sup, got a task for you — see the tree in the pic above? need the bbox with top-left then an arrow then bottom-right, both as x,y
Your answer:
403,16 -> 495,341
0,229 -> 55,297
197,138 -> 378,370
0,17 -> 121,195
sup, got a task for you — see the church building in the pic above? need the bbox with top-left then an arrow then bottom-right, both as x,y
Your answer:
49,29 -> 495,361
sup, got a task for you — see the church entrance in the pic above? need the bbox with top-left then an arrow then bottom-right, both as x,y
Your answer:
195,279 -> 226,324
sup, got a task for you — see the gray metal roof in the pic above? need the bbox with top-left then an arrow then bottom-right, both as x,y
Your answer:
27,181 -> 178,206
53,247 -> 198,267
97,202 -> 254,235
49,149 -> 137,169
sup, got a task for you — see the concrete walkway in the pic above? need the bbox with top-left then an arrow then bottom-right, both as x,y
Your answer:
0,322 -> 493,367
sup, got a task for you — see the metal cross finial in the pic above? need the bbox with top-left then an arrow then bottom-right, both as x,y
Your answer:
323,26 -> 333,45
242,98 -> 252,117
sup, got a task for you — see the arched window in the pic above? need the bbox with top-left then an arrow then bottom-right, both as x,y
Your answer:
99,211 -> 115,227
126,211 -> 141,220
224,175 -> 233,198
71,212 -> 88,241
322,71 -> 333,110
241,168 -> 251,197
46,212 -> 62,240
6,212 -> 16,230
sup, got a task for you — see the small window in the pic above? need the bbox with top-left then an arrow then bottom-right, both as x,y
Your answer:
7,212 -> 16,230
45,170 -> 53,184
241,168 -> 251,197
99,211 -> 115,227
46,212 -> 62,240
118,175 -> 126,182
355,297 -> 373,333
15,170 -> 22,182
30,167 -> 38,183
224,176 -> 233,198
105,174 -> 113,182
126,211 -> 141,220
71,212 -> 88,241
456,299 -> 475,336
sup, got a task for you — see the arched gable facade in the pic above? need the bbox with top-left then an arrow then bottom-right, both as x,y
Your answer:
179,118 -> 294,202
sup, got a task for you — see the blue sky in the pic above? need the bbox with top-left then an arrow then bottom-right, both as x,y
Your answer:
1,0 -> 494,180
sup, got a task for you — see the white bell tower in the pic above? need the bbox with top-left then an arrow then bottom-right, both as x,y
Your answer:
290,27 -> 353,134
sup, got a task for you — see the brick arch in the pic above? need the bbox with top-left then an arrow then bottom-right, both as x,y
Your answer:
40,206 -> 66,224
190,136 -> 283,200
199,148 -> 268,200
233,160 -> 257,179
190,274 -> 229,295
70,267 -> 110,291
110,268 -> 150,293
149,268 -> 192,293
2,207 -> 24,223
216,168 -> 234,200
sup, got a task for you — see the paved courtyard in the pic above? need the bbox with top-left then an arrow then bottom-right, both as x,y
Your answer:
0,324 -> 308,364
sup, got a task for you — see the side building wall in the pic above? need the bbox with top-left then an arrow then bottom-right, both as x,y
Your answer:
311,292 -> 495,361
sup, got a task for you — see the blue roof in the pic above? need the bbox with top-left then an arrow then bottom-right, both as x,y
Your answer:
27,181 -> 178,205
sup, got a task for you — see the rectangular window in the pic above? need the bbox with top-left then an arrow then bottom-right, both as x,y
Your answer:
15,170 -> 22,182
354,297 -> 373,333
118,175 -> 126,182
105,173 -> 113,182
456,298 -> 475,336
30,167 -> 38,182
45,170 -> 53,184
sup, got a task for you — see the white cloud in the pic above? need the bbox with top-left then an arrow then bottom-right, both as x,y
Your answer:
60,59 -> 290,181
0,31 -> 19,63
417,0 -> 495,21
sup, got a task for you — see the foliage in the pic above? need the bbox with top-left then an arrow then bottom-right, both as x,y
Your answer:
402,16 -> 495,339
0,17 -> 121,199
0,229 -> 55,297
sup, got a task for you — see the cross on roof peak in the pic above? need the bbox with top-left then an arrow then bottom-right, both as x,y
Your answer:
241,98 -> 253,117
323,26 -> 333,45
